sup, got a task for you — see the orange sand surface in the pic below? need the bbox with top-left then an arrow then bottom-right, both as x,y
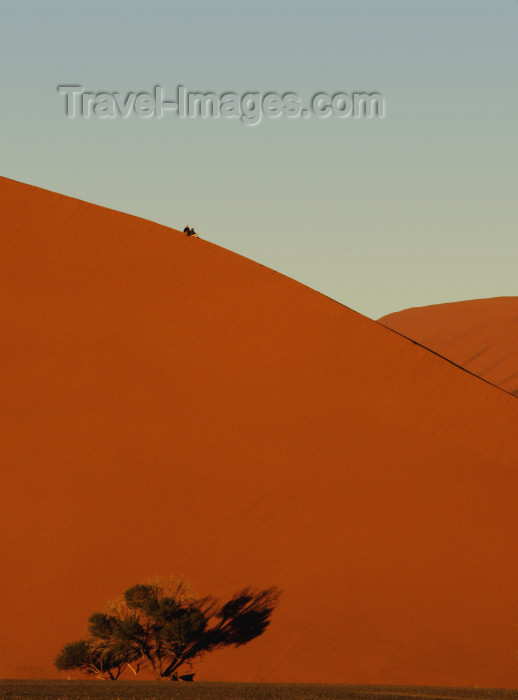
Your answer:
1,177 -> 518,687
380,298 -> 518,397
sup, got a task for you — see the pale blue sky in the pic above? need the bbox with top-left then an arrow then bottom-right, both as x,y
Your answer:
1,0 -> 516,318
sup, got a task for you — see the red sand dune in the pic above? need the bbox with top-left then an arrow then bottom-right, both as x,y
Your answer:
379,298 -> 518,397
2,176 -> 518,687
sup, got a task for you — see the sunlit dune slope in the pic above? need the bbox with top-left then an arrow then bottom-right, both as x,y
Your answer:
2,177 -> 518,687
379,298 -> 518,397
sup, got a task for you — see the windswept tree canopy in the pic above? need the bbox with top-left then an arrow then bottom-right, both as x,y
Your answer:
55,578 -> 281,681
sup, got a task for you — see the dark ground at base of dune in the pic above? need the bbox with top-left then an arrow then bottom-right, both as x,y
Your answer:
2,681 -> 518,700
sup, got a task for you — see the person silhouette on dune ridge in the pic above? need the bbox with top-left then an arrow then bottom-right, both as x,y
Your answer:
183,226 -> 199,238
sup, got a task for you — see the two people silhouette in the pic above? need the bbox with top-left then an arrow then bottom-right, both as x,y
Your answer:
183,226 -> 198,238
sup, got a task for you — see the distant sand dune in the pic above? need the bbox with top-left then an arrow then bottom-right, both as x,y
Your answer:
1,177 -> 518,687
379,298 -> 518,396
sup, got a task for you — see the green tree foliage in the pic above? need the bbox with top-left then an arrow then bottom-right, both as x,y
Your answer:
54,638 -> 136,680
55,578 -> 281,681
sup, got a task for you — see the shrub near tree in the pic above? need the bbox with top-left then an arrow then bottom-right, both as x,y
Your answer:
55,578 -> 281,681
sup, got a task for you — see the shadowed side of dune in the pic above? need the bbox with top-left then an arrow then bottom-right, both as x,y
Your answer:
1,177 -> 518,687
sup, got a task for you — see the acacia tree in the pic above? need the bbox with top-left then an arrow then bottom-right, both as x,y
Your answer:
55,578 -> 281,681
54,637 -> 137,680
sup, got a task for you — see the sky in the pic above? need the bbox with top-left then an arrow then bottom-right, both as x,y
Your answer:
1,0 -> 516,319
